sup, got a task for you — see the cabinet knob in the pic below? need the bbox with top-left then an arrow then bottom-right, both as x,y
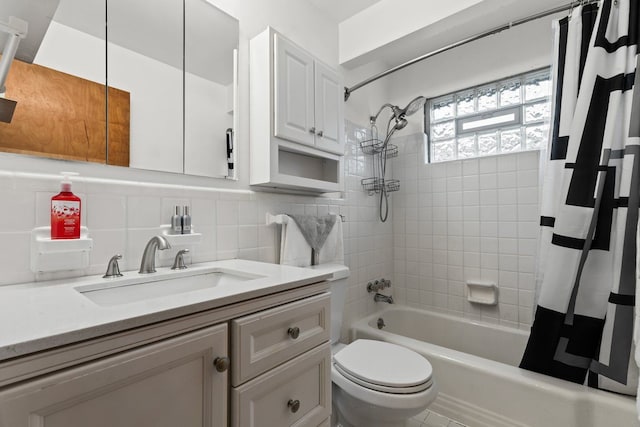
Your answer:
287,399 -> 300,413
287,326 -> 300,339
309,127 -> 316,134
213,356 -> 230,372
317,130 -> 323,137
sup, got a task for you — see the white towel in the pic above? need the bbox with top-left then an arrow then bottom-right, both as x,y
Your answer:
319,217 -> 344,265
279,214 -> 344,267
280,217 -> 312,267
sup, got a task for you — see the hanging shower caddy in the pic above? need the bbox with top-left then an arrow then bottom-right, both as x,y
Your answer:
359,125 -> 400,195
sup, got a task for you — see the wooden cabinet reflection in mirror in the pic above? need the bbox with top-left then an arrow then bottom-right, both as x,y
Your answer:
0,57 -> 130,167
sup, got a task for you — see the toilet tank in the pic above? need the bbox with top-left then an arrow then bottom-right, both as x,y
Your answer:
308,263 -> 350,343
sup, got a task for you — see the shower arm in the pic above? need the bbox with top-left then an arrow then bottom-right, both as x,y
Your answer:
370,103 -> 398,125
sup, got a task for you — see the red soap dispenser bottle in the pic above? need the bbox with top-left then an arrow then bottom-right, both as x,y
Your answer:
51,175 -> 81,239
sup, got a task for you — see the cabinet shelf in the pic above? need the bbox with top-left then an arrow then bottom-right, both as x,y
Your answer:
30,226 -> 93,273
160,224 -> 203,246
359,138 -> 398,158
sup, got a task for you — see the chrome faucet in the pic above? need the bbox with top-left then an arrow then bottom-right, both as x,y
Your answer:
139,235 -> 171,274
374,293 -> 394,304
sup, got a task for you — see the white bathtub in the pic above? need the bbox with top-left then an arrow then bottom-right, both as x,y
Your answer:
350,306 -> 638,427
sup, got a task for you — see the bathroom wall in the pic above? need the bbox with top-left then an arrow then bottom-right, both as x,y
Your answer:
0,0 -> 560,340
391,136 -> 540,330
342,9 -> 556,331
0,0 -> 392,342
375,12 -> 559,330
0,120 -> 391,341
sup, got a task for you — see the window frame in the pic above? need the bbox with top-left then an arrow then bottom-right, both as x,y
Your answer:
425,67 -> 552,163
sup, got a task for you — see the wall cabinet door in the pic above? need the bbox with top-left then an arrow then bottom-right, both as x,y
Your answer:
314,61 -> 343,155
0,324 -> 228,427
274,33 -> 315,147
273,33 -> 343,155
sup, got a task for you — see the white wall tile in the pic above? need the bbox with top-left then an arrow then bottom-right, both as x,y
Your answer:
216,200 -> 239,226
87,194 -> 126,230
498,154 -> 518,172
0,191 -> 35,232
127,196 -> 162,228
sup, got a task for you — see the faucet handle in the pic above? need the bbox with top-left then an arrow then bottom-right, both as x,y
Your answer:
103,254 -> 123,278
171,249 -> 189,270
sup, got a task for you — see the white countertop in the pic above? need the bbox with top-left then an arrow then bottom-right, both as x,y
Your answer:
0,259 -> 330,362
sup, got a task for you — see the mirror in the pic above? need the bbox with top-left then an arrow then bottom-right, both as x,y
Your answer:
0,0 -> 238,179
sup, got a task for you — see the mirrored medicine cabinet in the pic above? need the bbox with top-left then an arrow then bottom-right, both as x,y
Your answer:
0,0 -> 238,179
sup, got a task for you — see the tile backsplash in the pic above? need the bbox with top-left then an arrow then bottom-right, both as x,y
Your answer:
0,123 -> 540,335
0,121 -> 392,342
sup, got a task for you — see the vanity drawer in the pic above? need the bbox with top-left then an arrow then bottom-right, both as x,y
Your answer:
231,343 -> 331,427
231,292 -> 330,385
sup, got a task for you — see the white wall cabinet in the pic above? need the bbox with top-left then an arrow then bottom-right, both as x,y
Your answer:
251,27 -> 344,193
273,35 -> 342,155
0,285 -> 331,427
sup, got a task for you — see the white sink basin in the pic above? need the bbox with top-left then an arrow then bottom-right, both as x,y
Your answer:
76,269 -> 265,306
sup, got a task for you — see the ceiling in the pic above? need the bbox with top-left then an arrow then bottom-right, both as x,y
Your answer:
306,0 -> 383,22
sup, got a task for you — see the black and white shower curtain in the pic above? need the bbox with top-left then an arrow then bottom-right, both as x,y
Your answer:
520,0 -> 639,396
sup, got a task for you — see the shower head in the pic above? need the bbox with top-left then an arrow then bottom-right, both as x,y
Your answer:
402,96 -> 427,117
393,117 -> 408,131
370,96 -> 426,125
391,96 -> 426,119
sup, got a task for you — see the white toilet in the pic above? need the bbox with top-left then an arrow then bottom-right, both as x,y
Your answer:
309,263 -> 438,427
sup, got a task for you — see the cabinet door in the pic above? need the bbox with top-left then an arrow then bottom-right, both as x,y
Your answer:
273,33 -> 315,147
0,324 -> 228,427
314,62 -> 344,155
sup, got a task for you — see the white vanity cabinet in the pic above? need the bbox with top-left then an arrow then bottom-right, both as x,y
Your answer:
0,324 -> 229,427
231,293 -> 331,427
250,27 -> 344,193
0,281 -> 331,427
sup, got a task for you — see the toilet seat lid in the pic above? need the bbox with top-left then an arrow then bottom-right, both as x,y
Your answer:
333,339 -> 433,389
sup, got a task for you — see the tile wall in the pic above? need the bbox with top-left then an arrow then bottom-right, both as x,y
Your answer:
0,121 -> 392,342
391,133 -> 541,330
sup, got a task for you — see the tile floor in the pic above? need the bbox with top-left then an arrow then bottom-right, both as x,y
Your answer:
405,409 -> 468,427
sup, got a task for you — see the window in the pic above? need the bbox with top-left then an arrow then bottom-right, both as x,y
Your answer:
427,69 -> 551,163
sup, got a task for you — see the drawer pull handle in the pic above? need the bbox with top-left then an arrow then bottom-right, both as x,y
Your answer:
317,130 -> 324,137
287,399 -> 300,413
213,356 -> 230,372
309,127 -> 316,134
287,326 -> 300,339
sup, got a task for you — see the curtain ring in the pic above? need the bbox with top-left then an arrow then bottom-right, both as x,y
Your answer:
569,0 -> 577,19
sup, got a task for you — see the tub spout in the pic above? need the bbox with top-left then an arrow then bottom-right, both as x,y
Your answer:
374,293 -> 394,304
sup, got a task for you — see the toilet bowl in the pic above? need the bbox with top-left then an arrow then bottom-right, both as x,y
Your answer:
307,264 -> 438,427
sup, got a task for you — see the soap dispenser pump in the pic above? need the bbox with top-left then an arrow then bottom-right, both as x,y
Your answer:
51,174 -> 81,239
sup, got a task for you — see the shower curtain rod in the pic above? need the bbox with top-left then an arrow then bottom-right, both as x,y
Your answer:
343,1 -> 597,101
